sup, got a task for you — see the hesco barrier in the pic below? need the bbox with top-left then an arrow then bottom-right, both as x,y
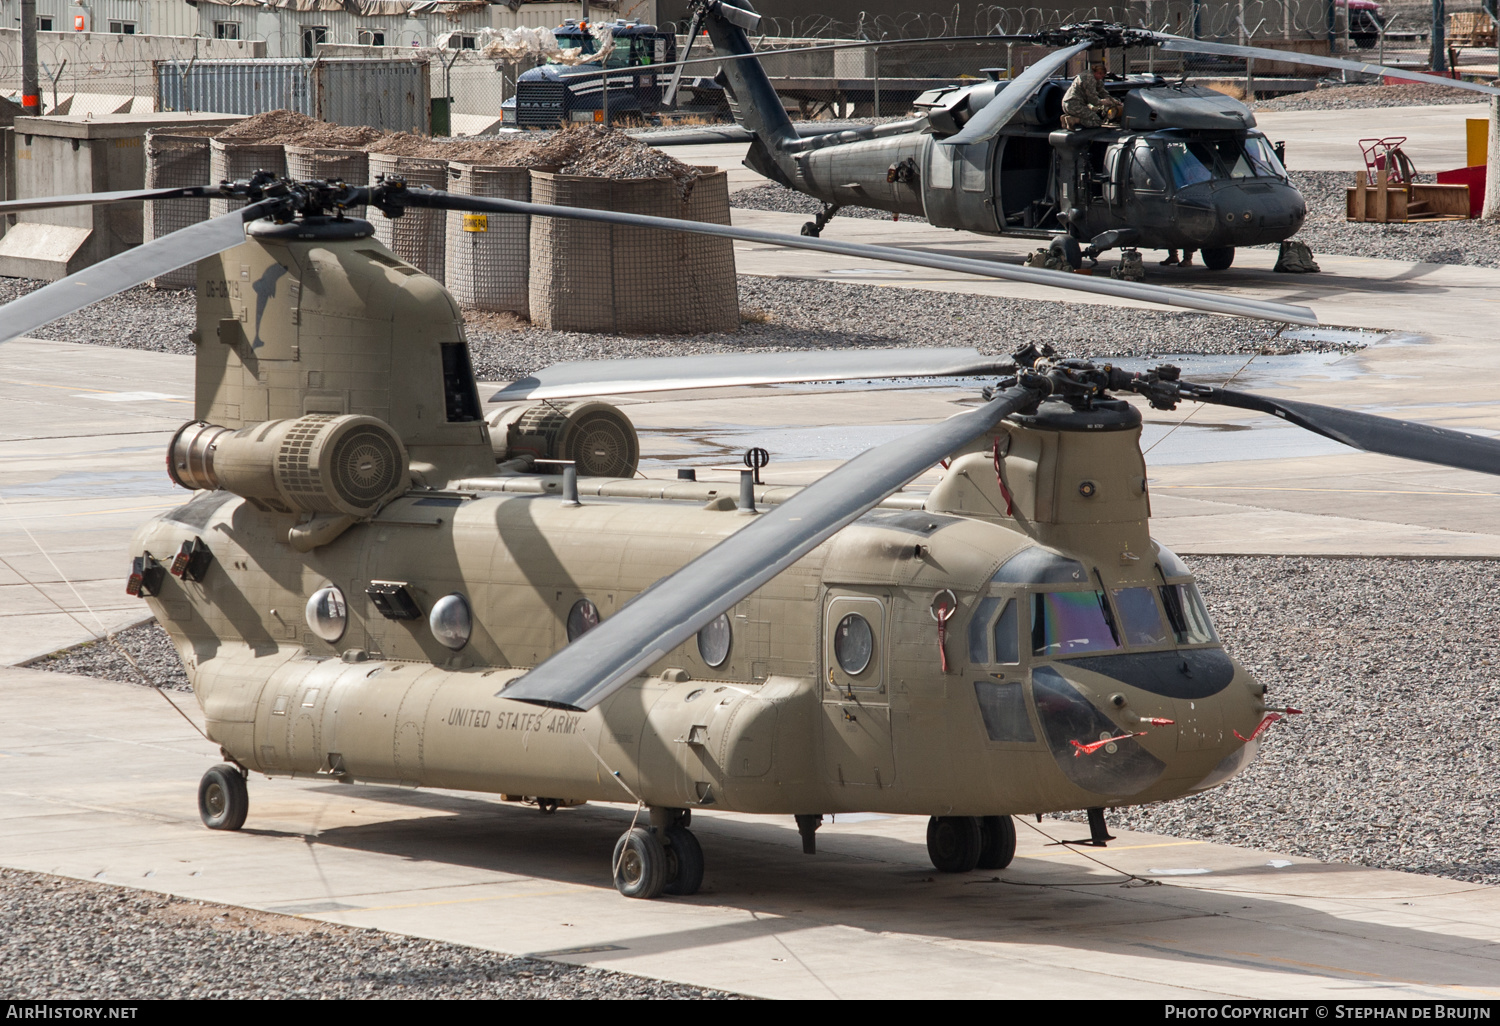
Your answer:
285,145 -> 369,218
443,163 -> 531,316
145,131 -> 213,289
209,139 -> 287,218
368,152 -> 447,280
528,168 -> 737,334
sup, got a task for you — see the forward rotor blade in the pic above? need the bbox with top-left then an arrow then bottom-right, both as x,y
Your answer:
939,40 -> 1093,147
0,185 -> 217,215
0,199 -> 277,346
491,347 -> 1013,401
403,192 -> 1317,325
498,384 -> 1040,710
1184,382 -> 1500,476
1155,34 -> 1500,98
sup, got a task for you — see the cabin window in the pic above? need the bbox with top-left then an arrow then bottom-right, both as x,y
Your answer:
833,613 -> 874,675
1130,142 -> 1163,192
1160,582 -> 1216,645
305,585 -> 348,643
302,26 -> 328,58
697,613 -> 731,667
567,598 -> 601,641
1031,591 -> 1120,657
214,22 -> 239,38
1112,587 -> 1171,647
429,593 -> 472,650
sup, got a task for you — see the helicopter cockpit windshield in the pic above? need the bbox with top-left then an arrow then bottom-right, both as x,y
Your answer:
975,545 -> 1218,662
1156,132 -> 1287,189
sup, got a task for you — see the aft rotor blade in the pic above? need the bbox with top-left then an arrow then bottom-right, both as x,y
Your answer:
938,40 -> 1093,147
0,185 -> 217,215
492,347 -> 1014,401
1183,382 -> 1500,476
403,192 -> 1317,325
0,199 -> 277,346
498,384 -> 1040,711
1155,34 -> 1500,98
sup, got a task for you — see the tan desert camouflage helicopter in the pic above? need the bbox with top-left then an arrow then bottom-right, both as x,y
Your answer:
2,176 -> 1497,899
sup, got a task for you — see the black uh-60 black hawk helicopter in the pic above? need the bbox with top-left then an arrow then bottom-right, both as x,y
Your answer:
670,0 -> 1500,270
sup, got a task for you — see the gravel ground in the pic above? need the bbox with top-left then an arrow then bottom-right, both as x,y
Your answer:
32,620 -> 190,692
1279,170 -> 1500,268
40,556 -> 1500,890
1255,81 -> 1489,112
730,182 -> 930,223
0,868 -> 739,999
1,270 -> 1355,383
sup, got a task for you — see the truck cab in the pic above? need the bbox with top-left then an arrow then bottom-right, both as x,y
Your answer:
503,19 -> 677,128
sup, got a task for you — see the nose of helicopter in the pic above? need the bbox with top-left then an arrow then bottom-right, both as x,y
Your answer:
1206,180 -> 1307,246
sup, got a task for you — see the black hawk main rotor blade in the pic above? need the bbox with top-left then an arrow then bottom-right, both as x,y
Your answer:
497,384 -> 1041,711
938,39 -> 1094,147
1154,34 -> 1500,98
0,198 -> 281,346
1179,381 -> 1500,478
400,191 -> 1318,325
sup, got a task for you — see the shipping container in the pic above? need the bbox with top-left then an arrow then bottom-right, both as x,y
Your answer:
156,57 -> 430,134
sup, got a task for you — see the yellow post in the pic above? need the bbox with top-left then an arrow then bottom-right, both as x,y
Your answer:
1467,117 -> 1488,166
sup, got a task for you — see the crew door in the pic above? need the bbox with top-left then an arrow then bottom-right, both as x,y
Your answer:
924,139 -> 999,232
821,591 -> 896,788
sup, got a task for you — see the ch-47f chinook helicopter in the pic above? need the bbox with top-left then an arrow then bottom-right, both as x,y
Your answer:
3,174 -> 1500,900
670,0 -> 1500,269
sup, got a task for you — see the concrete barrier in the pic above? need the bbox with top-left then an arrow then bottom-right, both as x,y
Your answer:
368,152 -> 448,280
443,163 -> 531,315
528,167 -> 738,334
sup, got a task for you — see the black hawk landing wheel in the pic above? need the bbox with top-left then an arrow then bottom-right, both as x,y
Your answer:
198,763 -> 248,831
1201,246 -> 1235,270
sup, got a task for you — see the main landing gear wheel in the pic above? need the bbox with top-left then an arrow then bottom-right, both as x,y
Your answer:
926,815 -> 982,873
1049,236 -> 1083,271
198,763 -> 248,831
613,826 -> 668,899
1200,246 -> 1235,270
663,825 -> 704,896
977,815 -> 1017,870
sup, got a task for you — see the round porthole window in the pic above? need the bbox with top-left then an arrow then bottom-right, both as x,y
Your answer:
429,593 -> 472,651
567,598 -> 600,641
834,613 -> 874,675
697,613 -> 731,668
305,585 -> 347,644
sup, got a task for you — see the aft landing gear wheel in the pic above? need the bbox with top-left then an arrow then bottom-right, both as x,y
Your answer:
612,826 -> 668,899
663,826 -> 704,896
1049,236 -> 1083,271
800,221 -> 819,236
976,815 -> 1017,870
1200,246 -> 1235,270
926,815 -> 982,873
198,763 -> 248,831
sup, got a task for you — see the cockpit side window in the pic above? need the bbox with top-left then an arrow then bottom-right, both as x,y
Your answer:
993,599 -> 1019,664
968,595 -> 1001,664
1031,590 -> 1121,657
1160,581 -> 1216,644
1130,142 -> 1164,192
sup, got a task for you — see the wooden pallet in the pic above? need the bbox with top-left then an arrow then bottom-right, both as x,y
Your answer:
1347,171 -> 1472,222
1448,11 -> 1497,47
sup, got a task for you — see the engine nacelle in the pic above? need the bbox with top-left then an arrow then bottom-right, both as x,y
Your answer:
168,415 -> 409,517
486,400 -> 640,478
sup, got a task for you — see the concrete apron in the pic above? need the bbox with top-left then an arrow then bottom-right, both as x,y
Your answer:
4,668 -> 1498,1000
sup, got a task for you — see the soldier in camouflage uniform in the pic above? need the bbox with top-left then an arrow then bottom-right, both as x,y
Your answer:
1062,61 -> 1123,128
